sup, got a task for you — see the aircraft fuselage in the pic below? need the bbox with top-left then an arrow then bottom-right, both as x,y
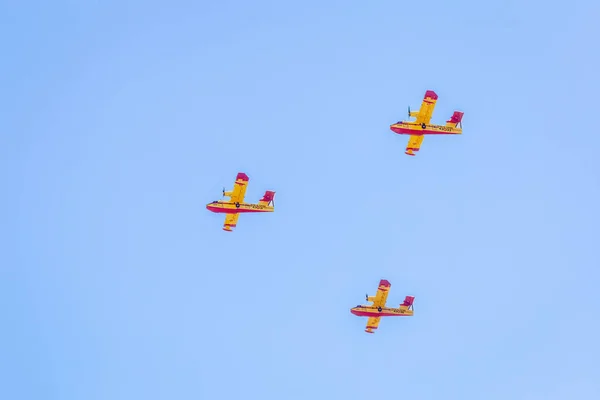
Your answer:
350,305 -> 413,318
206,201 -> 274,214
390,121 -> 461,135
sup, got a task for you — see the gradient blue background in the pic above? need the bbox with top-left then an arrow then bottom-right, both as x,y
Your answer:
2,1 -> 599,399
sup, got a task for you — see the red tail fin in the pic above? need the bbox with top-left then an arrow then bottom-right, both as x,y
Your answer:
446,111 -> 464,127
401,295 -> 415,308
259,191 -> 275,205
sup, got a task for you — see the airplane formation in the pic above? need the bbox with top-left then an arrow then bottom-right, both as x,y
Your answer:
207,89 -> 463,333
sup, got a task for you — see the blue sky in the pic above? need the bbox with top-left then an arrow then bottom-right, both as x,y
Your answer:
2,1 -> 600,399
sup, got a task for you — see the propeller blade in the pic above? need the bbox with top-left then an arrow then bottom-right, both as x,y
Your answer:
365,294 -> 368,302
408,106 -> 410,118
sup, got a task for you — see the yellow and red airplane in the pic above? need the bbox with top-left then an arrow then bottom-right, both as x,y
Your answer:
206,172 -> 275,232
350,279 -> 414,334
390,90 -> 464,156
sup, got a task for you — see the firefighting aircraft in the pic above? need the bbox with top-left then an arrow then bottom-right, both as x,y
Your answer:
350,279 -> 414,334
206,172 -> 275,232
390,90 -> 464,156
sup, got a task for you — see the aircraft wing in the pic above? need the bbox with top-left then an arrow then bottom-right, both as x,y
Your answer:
365,317 -> 381,334
222,213 -> 239,232
368,279 -> 391,308
229,173 -> 249,204
413,90 -> 438,125
405,135 -> 425,156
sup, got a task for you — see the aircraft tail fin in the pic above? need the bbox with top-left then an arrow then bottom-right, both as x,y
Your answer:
445,111 -> 464,128
400,295 -> 415,312
258,191 -> 275,206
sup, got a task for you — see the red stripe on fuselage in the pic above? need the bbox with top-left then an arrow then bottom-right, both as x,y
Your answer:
351,310 -> 408,317
391,126 -> 456,135
206,206 -> 271,214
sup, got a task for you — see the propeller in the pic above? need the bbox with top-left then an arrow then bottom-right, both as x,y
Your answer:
222,187 -> 225,197
365,294 -> 369,302
408,106 -> 411,118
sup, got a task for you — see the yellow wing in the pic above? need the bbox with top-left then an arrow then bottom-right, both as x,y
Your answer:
405,135 -> 425,156
367,279 -> 391,308
222,213 -> 239,232
365,317 -> 381,334
225,172 -> 249,204
411,90 -> 438,125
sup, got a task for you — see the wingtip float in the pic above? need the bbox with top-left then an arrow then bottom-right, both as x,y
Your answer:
390,90 -> 464,156
206,172 -> 275,232
350,279 -> 414,334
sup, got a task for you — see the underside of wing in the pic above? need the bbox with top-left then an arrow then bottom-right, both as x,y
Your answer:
223,213 -> 239,232
365,317 -> 381,334
414,90 -> 438,125
371,279 -> 391,308
405,135 -> 425,156
229,173 -> 249,204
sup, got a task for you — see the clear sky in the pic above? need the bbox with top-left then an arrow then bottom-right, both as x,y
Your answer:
2,1 -> 600,399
